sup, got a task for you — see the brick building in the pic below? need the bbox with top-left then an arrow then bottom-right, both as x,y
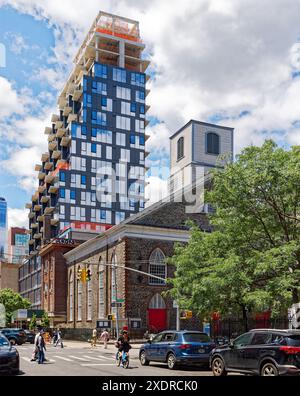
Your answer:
39,238 -> 81,327
64,198 -> 211,337
0,261 -> 20,292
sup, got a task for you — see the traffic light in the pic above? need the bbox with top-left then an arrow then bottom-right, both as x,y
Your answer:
81,268 -> 87,282
77,267 -> 82,281
108,314 -> 115,321
77,268 -> 87,282
86,269 -> 91,281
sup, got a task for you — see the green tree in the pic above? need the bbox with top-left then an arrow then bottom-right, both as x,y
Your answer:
41,311 -> 50,329
169,140 -> 300,330
29,313 -> 37,330
0,289 -> 31,326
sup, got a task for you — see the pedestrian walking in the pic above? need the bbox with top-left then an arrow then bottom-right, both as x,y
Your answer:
37,330 -> 46,364
52,329 -> 57,345
31,330 -> 40,361
55,328 -> 63,348
91,328 -> 98,347
100,329 -> 110,349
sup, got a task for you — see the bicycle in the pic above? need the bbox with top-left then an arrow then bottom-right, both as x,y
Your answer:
115,350 -> 129,368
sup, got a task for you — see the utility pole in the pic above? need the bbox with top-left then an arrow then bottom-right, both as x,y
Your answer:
176,305 -> 180,331
113,260 -> 119,337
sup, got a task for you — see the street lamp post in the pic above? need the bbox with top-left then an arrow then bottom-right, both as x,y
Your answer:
113,260 -> 119,338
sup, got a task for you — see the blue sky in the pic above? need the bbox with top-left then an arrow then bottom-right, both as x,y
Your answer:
0,7 -> 57,209
1,0 -> 300,228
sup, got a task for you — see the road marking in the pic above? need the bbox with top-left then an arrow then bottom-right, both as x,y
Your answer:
80,363 -> 115,367
53,355 -> 73,362
97,355 -> 113,360
82,355 -> 106,361
69,355 -> 89,361
21,357 -> 56,363
21,357 -> 32,362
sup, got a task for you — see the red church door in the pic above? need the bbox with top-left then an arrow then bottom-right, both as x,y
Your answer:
147,294 -> 167,332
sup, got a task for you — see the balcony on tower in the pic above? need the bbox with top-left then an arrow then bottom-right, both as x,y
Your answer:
48,140 -> 57,151
41,195 -> 50,204
52,149 -> 61,160
72,85 -> 83,101
61,136 -> 71,147
44,161 -> 53,171
45,173 -> 55,184
41,152 -> 50,163
38,171 -> 46,181
51,114 -> 59,123
67,112 -> 78,124
38,184 -> 46,193
56,127 -> 66,138
48,178 -> 59,194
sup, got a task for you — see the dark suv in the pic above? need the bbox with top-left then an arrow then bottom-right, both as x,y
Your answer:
210,329 -> 300,376
0,328 -> 27,346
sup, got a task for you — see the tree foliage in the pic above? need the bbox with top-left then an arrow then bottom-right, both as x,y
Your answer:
169,140 -> 300,328
0,288 -> 31,326
41,311 -> 50,329
29,313 -> 37,330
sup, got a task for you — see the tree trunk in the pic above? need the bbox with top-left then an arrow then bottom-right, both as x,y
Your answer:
242,305 -> 248,332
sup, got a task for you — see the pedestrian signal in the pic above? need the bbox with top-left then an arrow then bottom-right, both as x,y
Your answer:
108,314 -> 115,321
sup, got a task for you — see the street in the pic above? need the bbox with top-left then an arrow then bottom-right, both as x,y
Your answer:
15,341 -> 214,376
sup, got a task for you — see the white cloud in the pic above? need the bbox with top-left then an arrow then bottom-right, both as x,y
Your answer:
8,207 -> 28,228
0,76 -> 22,117
145,176 -> 168,207
1,0 -> 300,198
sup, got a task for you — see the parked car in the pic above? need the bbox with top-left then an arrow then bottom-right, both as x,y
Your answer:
139,330 -> 215,370
0,333 -> 19,375
24,330 -> 35,344
0,328 -> 27,346
214,336 -> 230,346
210,329 -> 300,376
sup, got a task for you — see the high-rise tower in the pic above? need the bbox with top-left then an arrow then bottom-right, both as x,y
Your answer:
22,12 -> 150,308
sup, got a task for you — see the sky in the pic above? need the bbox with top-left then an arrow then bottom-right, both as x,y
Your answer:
1,0 -> 300,229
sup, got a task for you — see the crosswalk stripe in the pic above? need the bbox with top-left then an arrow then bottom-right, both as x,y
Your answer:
53,355 -> 73,362
21,357 -> 56,363
82,355 -> 106,361
21,357 -> 32,362
80,363 -> 115,367
97,355 -> 113,360
69,355 -> 89,361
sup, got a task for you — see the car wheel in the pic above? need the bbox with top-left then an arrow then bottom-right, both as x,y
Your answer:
167,353 -> 177,370
260,362 -> 279,376
9,339 -> 16,346
140,351 -> 150,366
212,357 -> 227,376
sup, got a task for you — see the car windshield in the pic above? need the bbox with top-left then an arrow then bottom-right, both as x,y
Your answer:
183,333 -> 211,343
0,336 -> 9,346
287,336 -> 300,346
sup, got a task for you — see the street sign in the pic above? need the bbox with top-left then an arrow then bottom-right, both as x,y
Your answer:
116,298 -> 125,303
111,302 -> 122,308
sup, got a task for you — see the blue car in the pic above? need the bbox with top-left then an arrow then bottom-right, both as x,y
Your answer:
139,330 -> 215,370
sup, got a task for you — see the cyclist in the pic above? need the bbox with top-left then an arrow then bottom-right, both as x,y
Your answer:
116,330 -> 131,367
